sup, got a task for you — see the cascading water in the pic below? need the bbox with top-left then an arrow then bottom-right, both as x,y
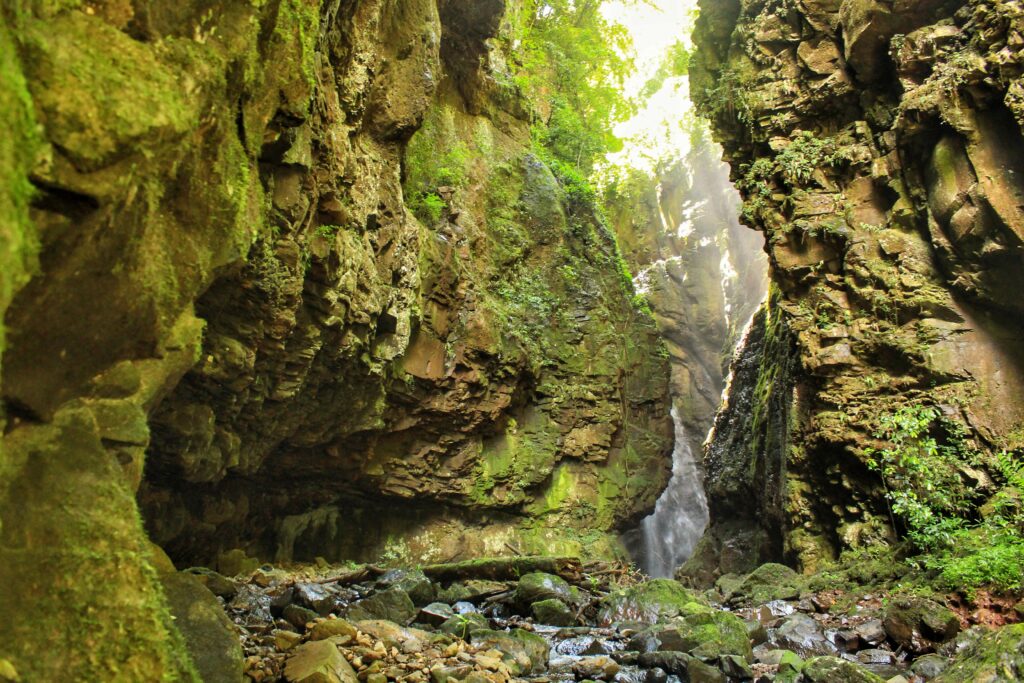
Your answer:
637,407 -> 709,577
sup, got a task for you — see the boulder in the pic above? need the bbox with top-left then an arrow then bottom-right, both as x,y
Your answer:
513,572 -> 575,610
802,655 -> 885,682
531,598 -> 575,626
727,563 -> 802,605
160,572 -> 243,683
628,611 -> 753,662
439,613 -> 489,639
773,613 -> 837,657
376,569 -> 436,606
308,619 -> 357,642
934,623 -> 1024,682
882,597 -> 960,654
346,587 -> 417,624
597,579 -> 709,625
470,628 -> 550,674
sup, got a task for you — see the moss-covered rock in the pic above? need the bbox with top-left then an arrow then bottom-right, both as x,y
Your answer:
597,579 -> 711,625
513,572 -> 575,610
346,587 -> 417,625
726,562 -> 802,605
801,656 -> 885,683
882,597 -> 960,654
531,598 -> 575,626
160,572 -> 243,683
934,623 -> 1024,682
628,611 -> 753,663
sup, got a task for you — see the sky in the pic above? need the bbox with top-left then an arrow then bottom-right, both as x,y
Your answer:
601,0 -> 701,174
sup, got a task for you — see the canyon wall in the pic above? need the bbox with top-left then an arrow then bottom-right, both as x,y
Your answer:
687,0 -> 1024,578
0,0 -> 672,677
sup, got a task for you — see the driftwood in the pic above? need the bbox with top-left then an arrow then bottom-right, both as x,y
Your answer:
421,556 -> 583,584
315,565 -> 387,585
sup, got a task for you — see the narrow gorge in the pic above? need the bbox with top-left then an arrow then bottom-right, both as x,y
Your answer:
1,0 -> 1022,682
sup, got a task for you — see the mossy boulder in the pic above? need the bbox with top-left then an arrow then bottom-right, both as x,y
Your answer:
934,623 -> 1024,682
513,572 -> 575,610
531,598 -> 575,626
882,597 -> 960,654
597,579 -> 710,625
727,563 -> 802,605
802,656 -> 885,682
628,611 -> 753,663
470,628 -> 550,674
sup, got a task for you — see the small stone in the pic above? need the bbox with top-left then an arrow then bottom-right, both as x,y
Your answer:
910,653 -> 947,678
283,604 -> 320,631
854,619 -> 887,646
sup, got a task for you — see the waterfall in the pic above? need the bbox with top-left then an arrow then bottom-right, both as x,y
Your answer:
637,406 -> 710,578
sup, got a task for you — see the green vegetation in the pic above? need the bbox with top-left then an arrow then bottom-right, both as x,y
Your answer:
866,405 -> 1024,594
506,0 -> 636,176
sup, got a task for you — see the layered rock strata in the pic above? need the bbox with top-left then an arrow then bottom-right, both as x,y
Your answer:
688,0 -> 1024,576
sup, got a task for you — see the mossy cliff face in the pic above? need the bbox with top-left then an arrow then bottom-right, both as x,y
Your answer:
688,0 -> 1024,576
0,5 -> 671,675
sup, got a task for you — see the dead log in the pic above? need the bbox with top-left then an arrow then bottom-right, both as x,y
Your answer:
421,556 -> 583,584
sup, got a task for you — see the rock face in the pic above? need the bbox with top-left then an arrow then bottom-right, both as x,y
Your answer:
690,0 -> 1024,574
0,0 -> 672,678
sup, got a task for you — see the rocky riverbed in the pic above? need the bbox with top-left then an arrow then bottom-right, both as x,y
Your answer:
170,556 -> 1024,682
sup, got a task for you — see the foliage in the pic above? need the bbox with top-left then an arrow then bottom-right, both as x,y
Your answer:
866,405 -> 1024,594
639,38 -> 694,99
404,106 -> 471,226
507,0 -> 636,176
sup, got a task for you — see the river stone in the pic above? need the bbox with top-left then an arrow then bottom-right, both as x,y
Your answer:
284,640 -> 358,683
801,655 -> 885,682
882,597 -> 960,654
774,613 -> 837,657
418,602 -> 456,626
470,628 -> 550,674
294,583 -> 336,615
347,587 -> 417,624
636,651 -> 694,676
284,604 -> 320,630
513,572 -> 574,610
532,598 -> 575,626
911,653 -> 948,678
597,579 -> 709,625
934,623 -> 1024,682
377,569 -> 436,606
687,657 -> 726,683
160,572 -> 244,683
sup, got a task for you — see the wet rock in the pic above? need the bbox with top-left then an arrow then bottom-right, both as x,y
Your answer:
910,653 -> 948,679
295,583 -> 336,615
160,572 -> 244,683
882,597 -> 960,654
513,572 -> 575,610
686,658 -> 726,683
554,634 -> 614,656
531,598 -> 575,626
470,628 -> 549,675
571,655 -> 621,680
418,602 -> 456,626
773,613 -> 837,657
284,640 -> 358,683
628,611 -> 753,662
598,579 -> 709,625
274,629 -> 304,651
636,651 -> 694,676
853,619 -> 887,647
934,623 -> 1024,682
347,587 -> 417,625
377,570 -> 436,607
801,655 -> 885,682
719,653 -> 754,678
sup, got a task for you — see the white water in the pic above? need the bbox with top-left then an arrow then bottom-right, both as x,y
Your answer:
638,407 -> 710,578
